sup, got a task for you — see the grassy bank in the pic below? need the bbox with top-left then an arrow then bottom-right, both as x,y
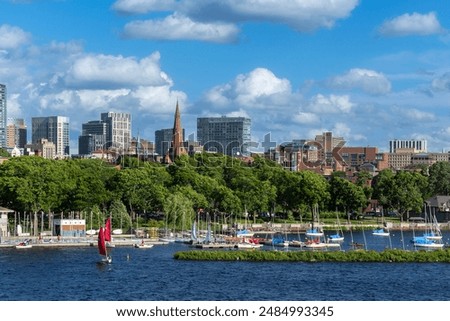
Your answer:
174,249 -> 450,263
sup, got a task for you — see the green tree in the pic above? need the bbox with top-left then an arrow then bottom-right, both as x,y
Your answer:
296,170 -> 330,220
163,191 -> 195,231
109,199 -> 132,231
428,161 -> 450,195
329,175 -> 367,213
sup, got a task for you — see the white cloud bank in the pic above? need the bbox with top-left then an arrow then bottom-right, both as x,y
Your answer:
123,14 -> 239,43
327,68 -> 391,95
378,12 -> 444,37
114,0 -> 360,42
0,24 -> 31,49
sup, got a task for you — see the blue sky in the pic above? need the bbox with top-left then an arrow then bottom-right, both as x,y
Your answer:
1,0 -> 450,154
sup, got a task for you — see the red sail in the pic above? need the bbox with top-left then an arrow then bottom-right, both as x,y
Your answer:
98,227 -> 107,256
104,217 -> 112,242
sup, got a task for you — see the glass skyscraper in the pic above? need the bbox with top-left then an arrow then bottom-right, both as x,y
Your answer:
32,116 -> 70,157
197,116 -> 251,156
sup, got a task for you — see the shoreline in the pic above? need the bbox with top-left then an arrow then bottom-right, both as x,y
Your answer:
0,235 -> 167,248
174,249 -> 450,263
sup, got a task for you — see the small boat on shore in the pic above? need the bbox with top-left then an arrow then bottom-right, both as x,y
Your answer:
16,239 -> 32,249
134,240 -> 154,249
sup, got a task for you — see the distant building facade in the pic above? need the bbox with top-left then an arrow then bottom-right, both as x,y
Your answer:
389,139 -> 427,153
0,84 -> 6,148
24,138 -> 56,159
78,120 -> 107,156
32,116 -> 69,157
6,118 -> 27,149
101,112 -> 131,151
197,116 -> 251,156
53,219 -> 86,237
155,128 -> 175,157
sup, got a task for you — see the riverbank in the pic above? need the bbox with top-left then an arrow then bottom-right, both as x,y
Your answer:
0,235 -> 167,248
174,249 -> 450,263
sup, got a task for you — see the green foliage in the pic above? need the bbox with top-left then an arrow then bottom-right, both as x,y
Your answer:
428,162 -> 450,196
109,199 -> 132,231
0,154 -> 448,228
174,249 -> 450,262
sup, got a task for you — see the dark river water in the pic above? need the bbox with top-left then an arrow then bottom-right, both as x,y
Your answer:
0,230 -> 449,301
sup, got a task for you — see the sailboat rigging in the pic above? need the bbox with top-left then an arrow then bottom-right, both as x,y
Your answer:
98,217 -> 112,264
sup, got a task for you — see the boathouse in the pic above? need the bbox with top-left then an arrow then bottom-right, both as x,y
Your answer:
0,207 -> 14,238
53,219 -> 86,237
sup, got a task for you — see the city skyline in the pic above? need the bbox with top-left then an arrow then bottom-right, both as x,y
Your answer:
1,1 -> 450,154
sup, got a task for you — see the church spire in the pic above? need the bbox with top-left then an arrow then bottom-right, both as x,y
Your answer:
171,100 -> 187,160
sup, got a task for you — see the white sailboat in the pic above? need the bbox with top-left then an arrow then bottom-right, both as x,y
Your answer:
411,206 -> 444,250
372,210 -> 390,237
328,213 -> 344,243
305,204 -> 327,249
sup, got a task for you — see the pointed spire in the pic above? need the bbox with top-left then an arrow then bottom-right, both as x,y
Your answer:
169,100 -> 187,161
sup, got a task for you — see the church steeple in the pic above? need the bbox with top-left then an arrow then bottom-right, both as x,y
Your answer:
170,100 -> 187,161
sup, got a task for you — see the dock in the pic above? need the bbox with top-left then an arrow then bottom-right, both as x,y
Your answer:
0,235 -> 169,249
194,243 -> 236,249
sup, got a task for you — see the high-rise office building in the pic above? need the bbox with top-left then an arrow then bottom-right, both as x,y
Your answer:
0,84 -> 6,148
155,128 -> 174,157
197,116 -> 251,156
6,118 -> 27,148
78,120 -> 107,155
32,116 -> 70,157
389,139 -> 427,153
100,112 -> 131,150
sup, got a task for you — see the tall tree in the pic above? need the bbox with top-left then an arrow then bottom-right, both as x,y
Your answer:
428,161 -> 450,196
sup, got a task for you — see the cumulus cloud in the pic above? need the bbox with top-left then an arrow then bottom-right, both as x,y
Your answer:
114,0 -> 359,42
327,68 -> 391,95
306,94 -> 354,114
123,14 -> 239,43
65,52 -> 170,89
378,12 -> 444,37
203,68 -> 295,108
0,24 -> 31,49
293,112 -> 320,124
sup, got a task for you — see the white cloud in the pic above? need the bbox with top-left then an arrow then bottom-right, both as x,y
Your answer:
123,14 -> 239,43
114,0 -> 359,42
378,12 -> 444,37
332,122 -> 351,138
293,112 -> 320,124
203,68 -> 295,108
181,0 -> 360,31
112,0 -> 177,14
306,94 -> 354,114
131,85 -> 188,114
0,24 -> 30,49
226,109 -> 250,118
65,52 -> 170,88
327,68 -> 391,95
405,108 -> 435,121
431,72 -> 450,92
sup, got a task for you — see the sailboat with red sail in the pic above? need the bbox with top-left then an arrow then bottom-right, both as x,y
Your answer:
98,217 -> 112,264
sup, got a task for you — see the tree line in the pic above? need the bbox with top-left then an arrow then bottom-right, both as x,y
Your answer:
0,153 -> 449,231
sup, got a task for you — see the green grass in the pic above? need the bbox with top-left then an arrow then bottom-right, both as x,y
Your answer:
174,249 -> 450,263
